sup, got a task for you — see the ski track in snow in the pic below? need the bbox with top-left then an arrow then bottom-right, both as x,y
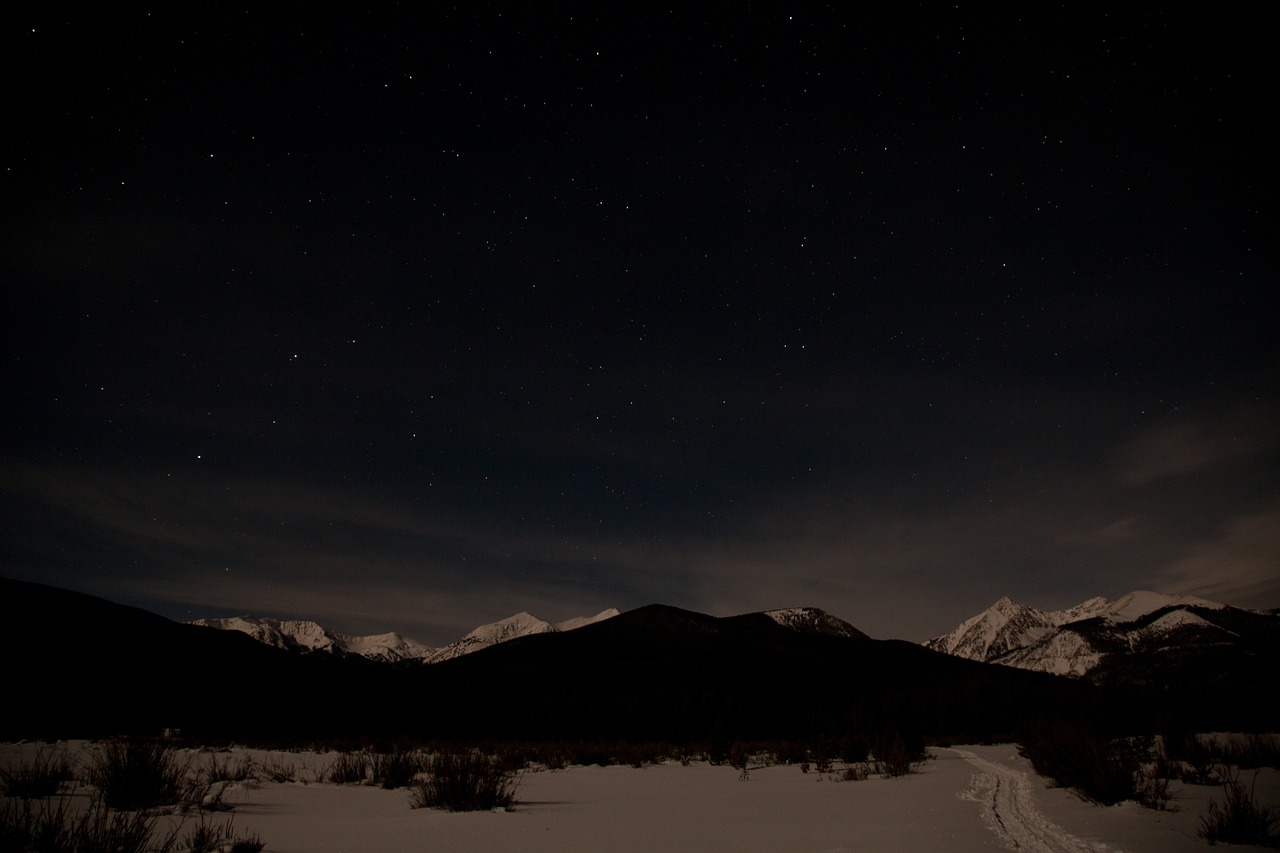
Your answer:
946,748 -> 1119,852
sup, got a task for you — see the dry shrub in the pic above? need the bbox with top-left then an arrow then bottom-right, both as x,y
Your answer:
1198,766 -> 1280,847
410,751 -> 518,812
0,747 -> 74,799
87,739 -> 194,811
0,796 -> 168,853
323,750 -> 371,785
1018,720 -> 1144,806
371,749 -> 424,789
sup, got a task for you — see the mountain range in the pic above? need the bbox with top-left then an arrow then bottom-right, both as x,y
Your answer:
924,590 -> 1279,689
195,589 -> 1268,681
188,606 -> 855,664
2,578 -> 1275,743
189,608 -> 620,664
187,616 -> 434,662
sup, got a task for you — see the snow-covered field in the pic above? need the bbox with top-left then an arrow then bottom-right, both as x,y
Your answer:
3,741 -> 1277,852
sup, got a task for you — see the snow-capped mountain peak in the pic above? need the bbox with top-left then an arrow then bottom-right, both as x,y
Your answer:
188,616 -> 434,662
554,608 -> 622,632
424,608 -> 621,663
341,631 -> 435,662
1048,596 -> 1111,625
763,607 -> 867,639
482,611 -> 553,638
191,606 -> 620,665
923,590 -> 1260,680
923,597 -> 1056,662
1099,590 -> 1224,623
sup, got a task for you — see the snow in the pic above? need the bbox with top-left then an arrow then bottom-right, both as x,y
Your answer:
763,607 -> 865,638
1139,609 -> 1219,635
554,608 -> 621,632
189,617 -> 435,662
997,630 -> 1104,678
1103,591 -> 1225,624
1048,597 -> 1112,626
342,631 -> 435,662
426,609 -> 622,662
765,607 -> 823,621
924,598 -> 1056,661
6,742 -> 1275,852
188,617 -> 333,651
925,591 -> 1240,677
425,612 -> 558,663
191,607 -> 617,665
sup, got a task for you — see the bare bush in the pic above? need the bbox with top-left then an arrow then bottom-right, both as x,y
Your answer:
1198,765 -> 1280,847
729,741 -> 751,780
87,739 -> 195,811
181,813 -> 265,853
199,752 -> 254,785
0,795 -> 175,853
1133,764 -> 1174,811
410,751 -> 519,812
323,750 -> 371,785
1018,721 -> 1145,806
0,747 -> 74,799
371,750 -> 424,789
872,732 -> 926,779
840,763 -> 869,782
259,755 -> 300,783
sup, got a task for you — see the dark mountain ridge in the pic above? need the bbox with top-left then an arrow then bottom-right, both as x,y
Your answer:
4,578 -> 1269,744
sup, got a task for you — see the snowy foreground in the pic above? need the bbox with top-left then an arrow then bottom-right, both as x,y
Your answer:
3,742 -> 1278,852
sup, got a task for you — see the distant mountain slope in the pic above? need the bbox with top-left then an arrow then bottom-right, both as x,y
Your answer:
923,595 -> 1110,664
189,607 -> 621,664
553,608 -> 622,633
925,591 -> 1278,684
763,607 -> 867,640
189,616 -> 435,662
422,607 -> 621,663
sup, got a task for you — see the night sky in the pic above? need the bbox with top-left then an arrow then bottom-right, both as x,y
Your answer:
5,6 -> 1275,645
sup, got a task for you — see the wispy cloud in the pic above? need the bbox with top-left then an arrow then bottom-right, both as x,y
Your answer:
1113,406 -> 1275,485
8,388 -> 1278,648
3,460 -> 671,642
1155,502 -> 1280,609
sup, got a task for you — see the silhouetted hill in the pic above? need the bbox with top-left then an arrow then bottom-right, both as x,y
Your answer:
0,578 -> 383,739
413,602 -> 1088,743
5,579 -> 1269,744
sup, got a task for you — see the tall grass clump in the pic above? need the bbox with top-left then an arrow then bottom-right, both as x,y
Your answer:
87,739 -> 194,811
410,751 -> 519,812
188,751 -> 255,811
199,752 -> 254,785
0,798 -> 268,853
371,750 -> 424,789
0,747 -> 74,799
181,813 -> 265,853
0,796 -> 173,853
322,750 -> 370,785
1198,766 -> 1280,847
258,755 -> 300,784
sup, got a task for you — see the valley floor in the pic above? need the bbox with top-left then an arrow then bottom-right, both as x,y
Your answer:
3,742 -> 1278,851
